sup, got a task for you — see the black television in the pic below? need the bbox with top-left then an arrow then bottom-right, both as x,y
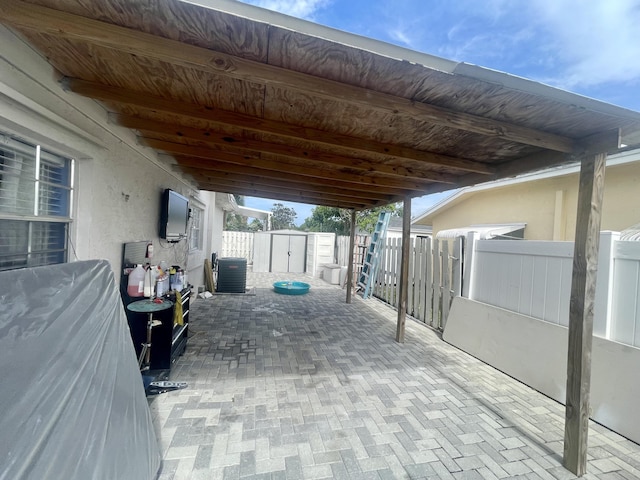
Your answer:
159,189 -> 189,242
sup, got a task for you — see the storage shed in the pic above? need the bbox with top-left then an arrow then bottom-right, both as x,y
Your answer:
253,230 -> 335,276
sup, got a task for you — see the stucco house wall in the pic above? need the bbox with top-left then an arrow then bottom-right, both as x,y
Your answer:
414,150 -> 640,240
0,24 -> 224,290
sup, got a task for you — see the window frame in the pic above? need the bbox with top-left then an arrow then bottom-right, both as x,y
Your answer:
0,134 -> 74,271
189,203 -> 204,252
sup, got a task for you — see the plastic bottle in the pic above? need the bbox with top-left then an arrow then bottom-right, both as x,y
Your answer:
169,267 -> 177,290
156,266 -> 169,297
127,264 -> 146,297
143,265 -> 157,298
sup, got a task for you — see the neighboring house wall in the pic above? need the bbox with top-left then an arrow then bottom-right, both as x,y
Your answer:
416,151 -> 640,240
0,25 -> 221,290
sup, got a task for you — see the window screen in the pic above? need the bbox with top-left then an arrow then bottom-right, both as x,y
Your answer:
0,136 -> 73,271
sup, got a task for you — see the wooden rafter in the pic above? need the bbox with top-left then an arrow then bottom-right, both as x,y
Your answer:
178,168 -> 392,202
112,113 -> 461,183
172,155 -> 415,196
70,78 -> 493,175
196,181 -> 369,209
417,129 -> 621,196
145,138 -> 436,191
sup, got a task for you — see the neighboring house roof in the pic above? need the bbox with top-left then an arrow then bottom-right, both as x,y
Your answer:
387,217 -> 433,236
620,223 -> 640,241
436,223 -> 526,240
413,148 -> 640,226
236,206 -> 271,221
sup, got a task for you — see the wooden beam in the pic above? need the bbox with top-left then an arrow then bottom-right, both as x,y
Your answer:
196,181 -> 368,209
113,113 -> 461,183
563,151 -> 607,476
70,78 -> 494,175
173,156 -> 413,196
0,2 -> 576,152
418,149 -> 576,197
418,129 -> 620,197
576,129 -> 621,156
346,210 -> 357,304
181,169 -> 391,202
145,138 -> 436,191
395,197 -> 411,343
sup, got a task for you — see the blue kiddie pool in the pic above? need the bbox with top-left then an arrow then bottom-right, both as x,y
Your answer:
273,281 -> 310,295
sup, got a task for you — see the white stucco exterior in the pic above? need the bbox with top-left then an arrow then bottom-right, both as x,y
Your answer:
0,25 -> 225,291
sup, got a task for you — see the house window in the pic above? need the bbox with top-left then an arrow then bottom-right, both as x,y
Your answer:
189,205 -> 203,251
0,136 -> 73,271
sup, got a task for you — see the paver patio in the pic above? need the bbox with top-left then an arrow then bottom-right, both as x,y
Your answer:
149,271 -> 640,480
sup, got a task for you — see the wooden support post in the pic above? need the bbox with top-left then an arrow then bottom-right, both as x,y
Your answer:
396,198 -> 411,343
346,209 -> 357,304
563,152 -> 607,476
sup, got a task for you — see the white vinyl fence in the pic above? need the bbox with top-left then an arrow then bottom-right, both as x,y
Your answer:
466,231 -> 640,348
221,231 -> 254,262
610,239 -> 640,346
466,237 -> 573,326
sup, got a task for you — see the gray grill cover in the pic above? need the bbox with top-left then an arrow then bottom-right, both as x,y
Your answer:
0,260 -> 161,480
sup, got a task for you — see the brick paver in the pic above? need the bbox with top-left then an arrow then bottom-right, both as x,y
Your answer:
149,271 -> 640,479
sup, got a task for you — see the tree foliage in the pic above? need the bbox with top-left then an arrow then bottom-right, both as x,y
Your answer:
224,195 -> 268,232
248,218 -> 264,232
271,203 -> 297,230
299,203 -> 403,235
225,212 -> 249,231
356,204 -> 403,233
300,206 -> 351,235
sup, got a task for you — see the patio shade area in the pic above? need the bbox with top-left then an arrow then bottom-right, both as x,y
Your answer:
150,272 -> 640,479
2,0 -> 640,209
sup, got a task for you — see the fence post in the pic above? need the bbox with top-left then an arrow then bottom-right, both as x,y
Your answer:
408,238 -> 415,316
425,237 -> 433,324
432,239 -> 441,329
452,236 -> 463,298
441,240 -> 451,328
594,231 -> 620,339
462,231 -> 477,299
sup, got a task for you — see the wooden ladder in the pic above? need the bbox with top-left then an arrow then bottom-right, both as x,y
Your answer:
357,211 -> 391,299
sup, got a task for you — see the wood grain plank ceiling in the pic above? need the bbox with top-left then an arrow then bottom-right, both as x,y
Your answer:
2,0 -> 640,209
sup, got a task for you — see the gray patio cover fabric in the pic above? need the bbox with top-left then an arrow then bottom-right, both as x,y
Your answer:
0,260 -> 161,480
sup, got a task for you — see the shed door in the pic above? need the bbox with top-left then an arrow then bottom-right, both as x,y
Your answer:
288,235 -> 307,273
270,235 -> 306,273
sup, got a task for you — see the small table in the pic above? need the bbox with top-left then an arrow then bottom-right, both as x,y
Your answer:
127,299 -> 173,371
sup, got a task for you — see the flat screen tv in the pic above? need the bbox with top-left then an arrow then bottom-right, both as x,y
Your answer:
159,189 -> 189,242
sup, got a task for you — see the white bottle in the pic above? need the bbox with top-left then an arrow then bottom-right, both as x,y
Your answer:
127,264 -> 146,297
143,266 -> 157,298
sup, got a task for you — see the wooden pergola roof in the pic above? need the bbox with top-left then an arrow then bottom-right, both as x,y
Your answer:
3,0 -> 640,210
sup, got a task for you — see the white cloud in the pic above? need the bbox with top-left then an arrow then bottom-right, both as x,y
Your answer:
529,0 -> 640,88
388,27 -> 414,48
241,0 -> 329,19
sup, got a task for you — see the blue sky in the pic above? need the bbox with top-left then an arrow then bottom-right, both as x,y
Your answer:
237,0 -> 640,225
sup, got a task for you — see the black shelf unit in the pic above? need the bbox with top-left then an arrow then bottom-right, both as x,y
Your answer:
120,241 -> 189,371
121,287 -> 190,371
